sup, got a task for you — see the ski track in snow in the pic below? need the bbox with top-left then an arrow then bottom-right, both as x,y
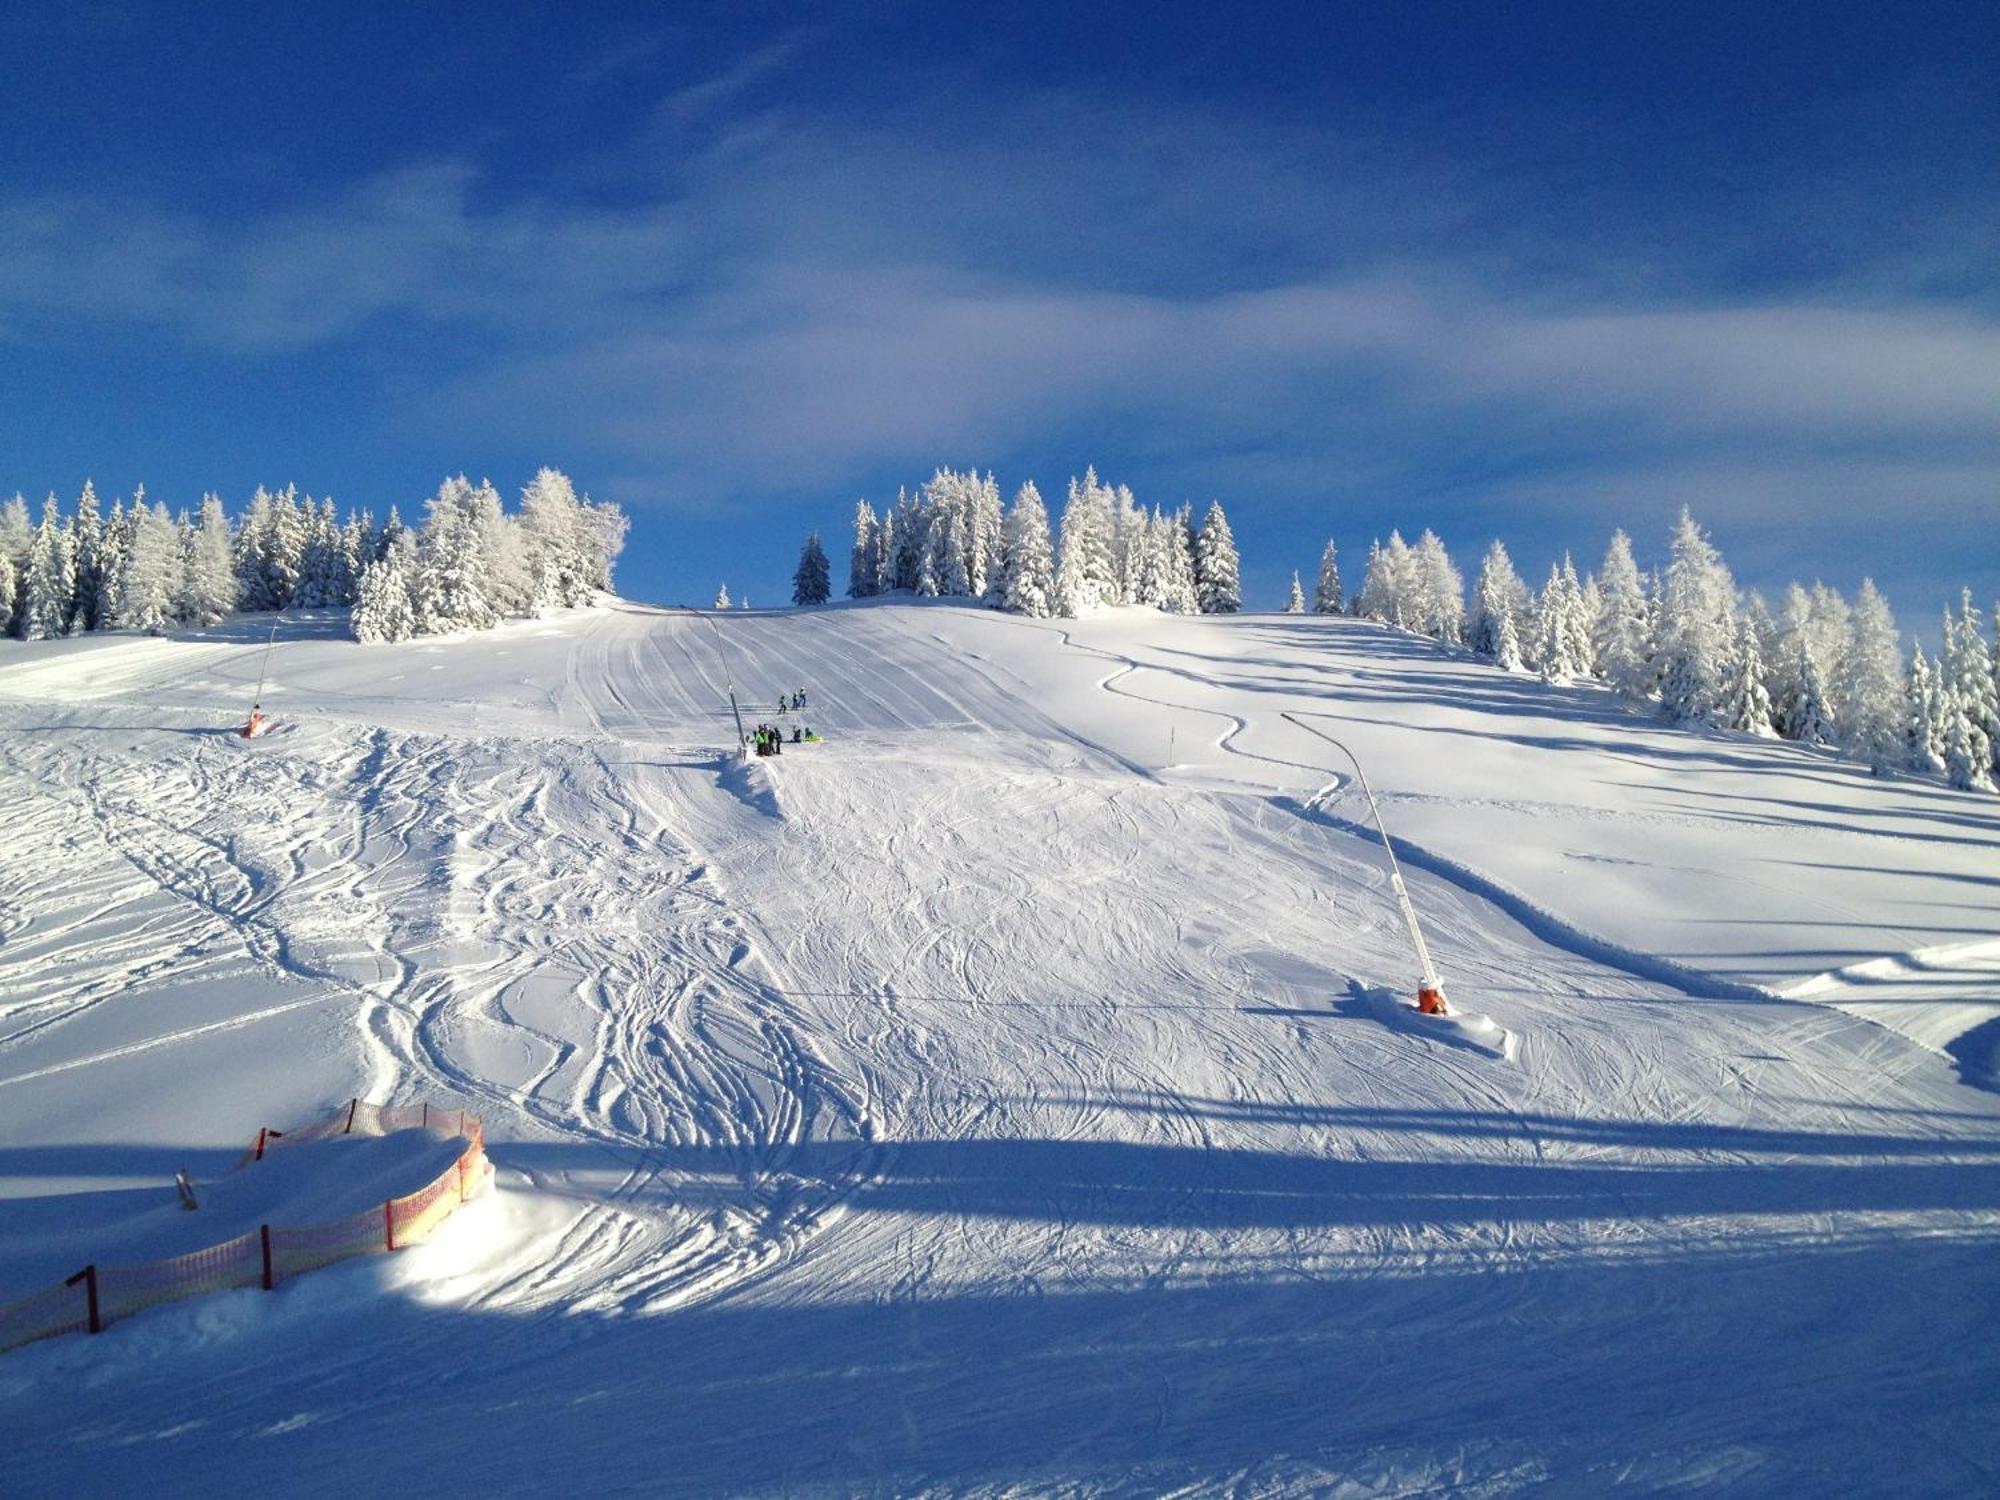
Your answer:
0,601 -> 1997,1496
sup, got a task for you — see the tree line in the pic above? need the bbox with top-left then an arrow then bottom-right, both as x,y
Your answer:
1317,512 -> 2000,794
0,468 -> 625,646
790,466 -> 1243,617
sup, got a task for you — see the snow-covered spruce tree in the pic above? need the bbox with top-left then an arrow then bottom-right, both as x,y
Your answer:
1906,645 -> 1948,777
1655,507 -> 1736,726
179,494 -> 239,627
793,532 -> 832,606
1130,509 -> 1169,609
113,502 -> 179,634
1160,505 -> 1200,614
1051,484 -> 1097,617
68,480 -> 105,631
0,494 -> 30,636
1535,558 -> 1591,683
1000,481 -> 1056,618
1469,540 -> 1527,669
873,509 -> 898,597
352,536 -> 419,644
1285,572 -> 1305,613
1413,530 -> 1464,642
915,514 -> 944,598
415,476 -> 497,634
1943,685 -> 1996,793
1356,534 -> 1403,625
942,510 -> 973,598
517,468 -> 589,609
1807,583 -> 1853,714
1194,501 -> 1241,615
233,487 -> 277,612
1720,612 -> 1776,736
890,488 -> 923,592
95,496 -> 130,630
1313,539 -> 1342,614
21,495 -> 76,641
0,535 -> 13,634
713,582 -> 731,610
973,472 -> 1006,604
1943,591 -> 2000,778
849,500 -> 879,598
1838,579 -> 1905,774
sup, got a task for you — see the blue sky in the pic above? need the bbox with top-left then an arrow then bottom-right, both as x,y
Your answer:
1,2 -> 1994,622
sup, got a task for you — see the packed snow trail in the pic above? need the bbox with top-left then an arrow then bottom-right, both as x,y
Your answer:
1,600 -> 1997,1495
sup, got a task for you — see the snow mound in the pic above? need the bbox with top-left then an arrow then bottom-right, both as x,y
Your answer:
1351,983 -> 1517,1061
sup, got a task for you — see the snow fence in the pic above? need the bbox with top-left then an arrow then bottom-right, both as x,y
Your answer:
0,1100 -> 492,1355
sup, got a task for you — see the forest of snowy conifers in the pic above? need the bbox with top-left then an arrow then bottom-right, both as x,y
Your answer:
802,465 -> 2000,796
0,468 -> 626,647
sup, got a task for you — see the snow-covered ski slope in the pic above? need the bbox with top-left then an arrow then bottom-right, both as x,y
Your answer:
2,600 -> 1997,1496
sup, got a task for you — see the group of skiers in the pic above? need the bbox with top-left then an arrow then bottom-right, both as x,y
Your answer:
751,721 -> 818,756
753,687 -> 819,756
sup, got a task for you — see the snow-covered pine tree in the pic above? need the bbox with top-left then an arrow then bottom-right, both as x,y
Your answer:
793,531 -> 832,606
0,494 -> 30,637
972,472 -> 1006,604
1807,583 -> 1853,729
114,502 -> 179,634
1906,644 -> 1948,777
1535,559 -> 1591,683
21,495 -> 76,640
1720,612 -> 1776,736
892,488 -> 924,592
1469,540 -> 1527,669
1943,591 -> 2000,778
179,494 -> 237,626
916,510 -> 946,598
1356,536 -> 1398,624
1413,531 -> 1464,641
1943,686 -> 1996,793
1313,539 -> 1342,614
234,488 -> 276,611
1560,555 -> 1595,676
849,500 -> 879,598
518,468 -> 586,609
1655,507 -> 1736,726
714,582 -> 731,610
267,486 -> 307,609
1000,481 -> 1056,618
1838,579 -> 1905,774
1055,470 -> 1117,610
415,476 -> 497,634
351,533 -> 419,644
873,509 -> 898,597
1193,501 -> 1241,614
1052,482 -> 1097,617
1279,571 -> 1301,613
1157,506 -> 1192,614
941,510 -> 973,598
68,480 -> 105,631
95,496 -> 130,631
1130,509 -> 1169,609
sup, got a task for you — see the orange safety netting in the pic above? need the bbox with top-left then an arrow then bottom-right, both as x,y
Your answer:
0,1100 -> 491,1355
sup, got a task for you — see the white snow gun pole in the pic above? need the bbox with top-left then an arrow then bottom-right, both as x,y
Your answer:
242,619 -> 279,739
1281,711 -> 1450,1016
697,610 -> 749,750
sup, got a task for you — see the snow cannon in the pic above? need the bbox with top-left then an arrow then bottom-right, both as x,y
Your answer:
1417,982 -> 1450,1016
240,707 -> 266,739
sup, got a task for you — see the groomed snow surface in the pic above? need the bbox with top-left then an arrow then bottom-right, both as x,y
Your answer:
2,600 -> 1997,1496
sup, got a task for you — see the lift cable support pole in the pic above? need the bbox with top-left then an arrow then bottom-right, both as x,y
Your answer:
1281,710 -> 1450,1015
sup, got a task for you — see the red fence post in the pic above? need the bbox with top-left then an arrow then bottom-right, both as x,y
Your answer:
66,1265 -> 100,1334
261,1224 -> 275,1291
384,1199 -> 395,1252
345,1097 -> 359,1135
